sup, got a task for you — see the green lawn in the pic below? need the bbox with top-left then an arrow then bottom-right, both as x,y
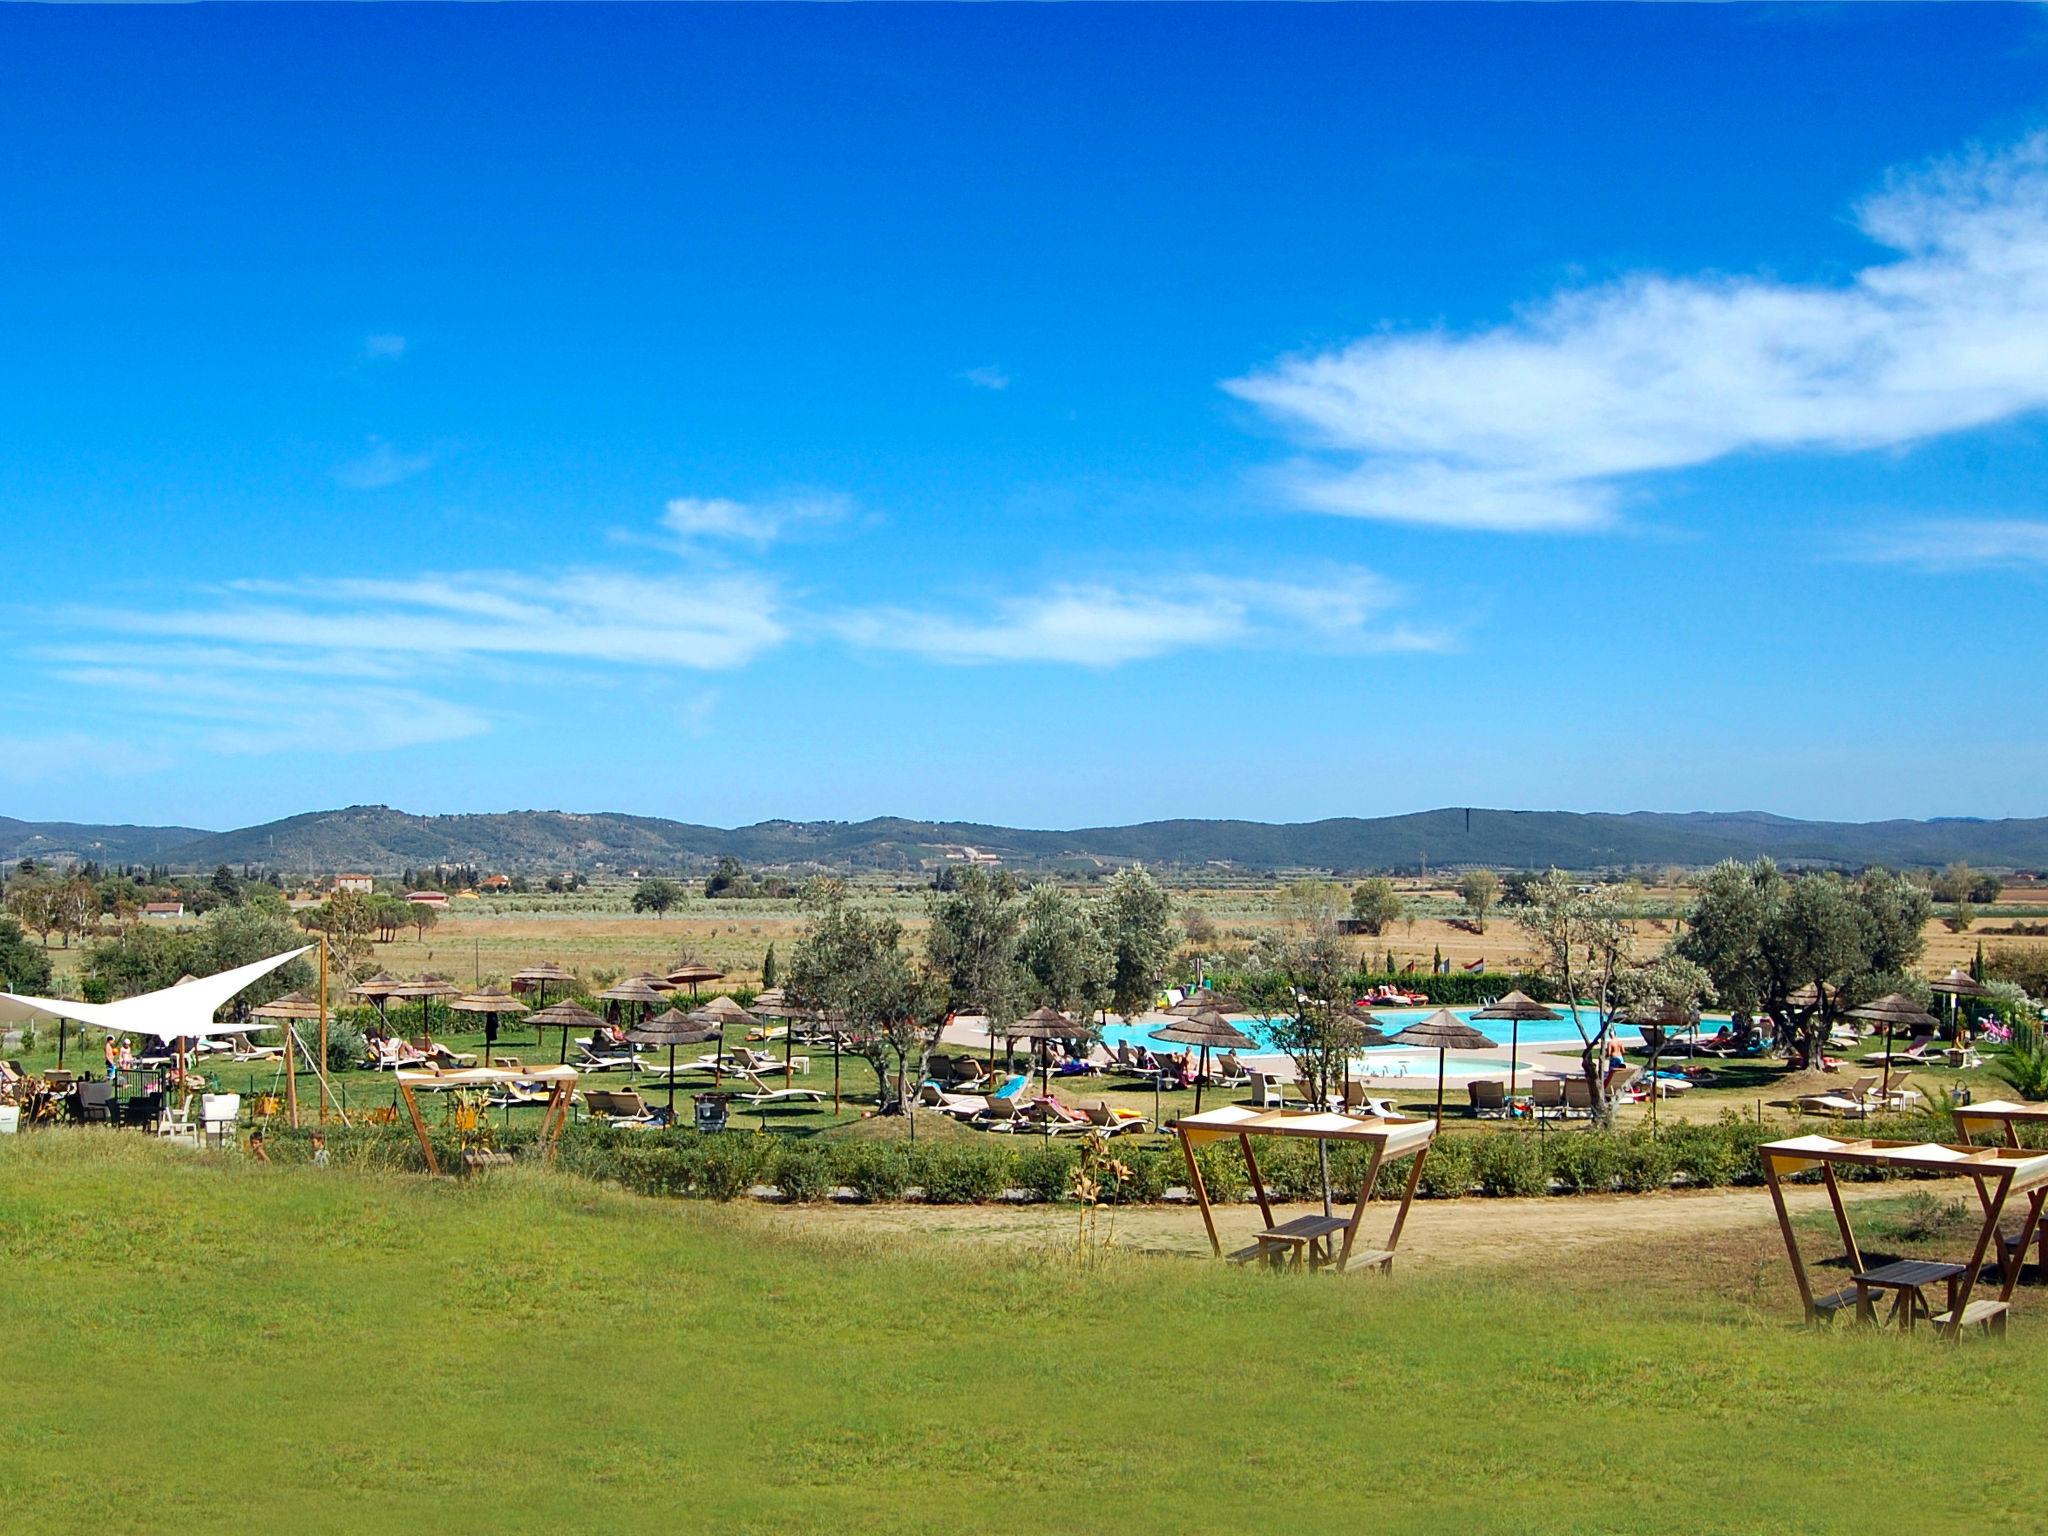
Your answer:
2,1134 -> 2045,1533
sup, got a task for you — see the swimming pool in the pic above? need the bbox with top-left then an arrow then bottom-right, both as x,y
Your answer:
1102,1004 -> 1686,1063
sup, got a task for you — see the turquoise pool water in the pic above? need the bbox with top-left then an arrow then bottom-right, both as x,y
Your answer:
1102,1005 -> 1674,1063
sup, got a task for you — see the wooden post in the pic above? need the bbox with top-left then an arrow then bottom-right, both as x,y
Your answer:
1819,1165 -> 1863,1277
399,1079 -> 439,1175
1943,1170 -> 2013,1338
1762,1153 -> 1815,1320
1240,1132 -> 1274,1231
1337,1140 -> 1389,1271
1177,1128 -> 1221,1257
1382,1142 -> 1430,1258
318,935 -> 330,1125
283,1013 -> 300,1129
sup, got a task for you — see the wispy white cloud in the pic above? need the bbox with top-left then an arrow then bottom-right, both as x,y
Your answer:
335,437 -> 433,491
75,569 -> 786,673
362,333 -> 408,361
837,566 -> 1449,667
1847,518 -> 2048,571
960,365 -> 1011,392
1227,132 -> 2048,532
659,492 -> 852,547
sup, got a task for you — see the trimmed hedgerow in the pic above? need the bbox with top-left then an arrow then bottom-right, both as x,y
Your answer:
243,1105 -> 1939,1206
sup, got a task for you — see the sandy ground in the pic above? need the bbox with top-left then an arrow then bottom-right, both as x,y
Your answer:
745,1183 -> 1897,1271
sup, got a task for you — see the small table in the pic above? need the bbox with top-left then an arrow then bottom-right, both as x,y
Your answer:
1253,1214 -> 1351,1271
1853,1260 -> 1966,1331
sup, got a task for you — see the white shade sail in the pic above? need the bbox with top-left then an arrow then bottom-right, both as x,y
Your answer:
0,947 -> 311,1041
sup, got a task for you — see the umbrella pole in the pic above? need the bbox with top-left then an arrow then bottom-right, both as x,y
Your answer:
318,936 -> 330,1125
1196,1044 -> 1208,1114
1509,1020 -> 1519,1103
1434,1046 -> 1446,1130
667,1044 -> 678,1119
832,1032 -> 841,1117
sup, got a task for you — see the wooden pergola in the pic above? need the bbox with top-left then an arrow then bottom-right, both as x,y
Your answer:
1173,1105 -> 1436,1275
1760,1132 -> 2048,1339
394,1064 -> 578,1175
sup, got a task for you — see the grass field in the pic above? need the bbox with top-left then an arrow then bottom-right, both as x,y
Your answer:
2,1133 -> 2045,1534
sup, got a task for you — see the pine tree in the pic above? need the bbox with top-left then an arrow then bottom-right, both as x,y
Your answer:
761,942 -> 779,989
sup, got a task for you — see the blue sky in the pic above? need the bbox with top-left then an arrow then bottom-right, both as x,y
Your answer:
5,5 -> 2048,832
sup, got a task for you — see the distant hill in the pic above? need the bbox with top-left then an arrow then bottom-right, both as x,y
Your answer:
24,802 -> 2044,875
0,816 -> 212,866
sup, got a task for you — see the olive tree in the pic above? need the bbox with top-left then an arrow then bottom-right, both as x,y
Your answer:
1348,877 -> 1403,937
1459,868 -> 1502,932
787,888 -> 942,1124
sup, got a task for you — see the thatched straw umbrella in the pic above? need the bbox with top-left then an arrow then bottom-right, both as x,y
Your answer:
526,1001 -> 606,1065
511,962 -> 577,1016
446,985 -> 529,1064
693,995 -> 756,1086
1388,1008 -> 1497,1128
1007,1004 -> 1101,1096
1472,990 -> 1562,1101
350,971 -> 405,1028
1930,967 -> 1993,1049
1849,991 -> 1941,1087
626,1008 -> 720,1118
665,962 -> 725,1000
388,974 -> 459,1042
597,975 -> 669,1027
1150,1008 -> 1254,1113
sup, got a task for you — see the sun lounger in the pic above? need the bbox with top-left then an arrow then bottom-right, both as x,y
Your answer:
731,1067 -> 826,1106
1468,1079 -> 1509,1118
1339,1082 -> 1399,1118
1083,1101 -> 1150,1135
1020,1097 -> 1097,1135
583,1088 -> 661,1125
1561,1077 -> 1595,1118
732,1046 -> 808,1076
413,1039 -> 479,1070
1210,1052 -> 1252,1088
575,1043 -> 641,1073
972,1095 -> 1022,1130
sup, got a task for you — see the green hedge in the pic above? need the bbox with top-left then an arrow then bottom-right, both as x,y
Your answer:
242,1105 -> 1955,1205
1205,970 -> 1560,1008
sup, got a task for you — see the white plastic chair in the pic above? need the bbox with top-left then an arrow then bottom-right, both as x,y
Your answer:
0,1105 -> 19,1134
201,1093 -> 241,1148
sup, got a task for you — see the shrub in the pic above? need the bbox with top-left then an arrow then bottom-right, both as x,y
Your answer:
773,1142 -> 835,1203
1613,1132 -> 1676,1193
324,1016 -> 367,1074
1472,1131 -> 1548,1197
1102,1144 -> 1173,1204
1193,1145 -> 1249,1204
700,1135 -> 774,1201
835,1140 -> 911,1202
1417,1136 -> 1475,1199
1548,1131 -> 1622,1194
1664,1122 -> 1738,1189
1013,1143 -> 1078,1204
918,1143 -> 1010,1205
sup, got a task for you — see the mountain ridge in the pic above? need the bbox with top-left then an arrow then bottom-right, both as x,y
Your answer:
4,804 -> 2047,874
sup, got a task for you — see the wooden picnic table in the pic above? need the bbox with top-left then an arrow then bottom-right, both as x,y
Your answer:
1251,1213 -> 1351,1270
1853,1259 -> 1966,1331
1174,1106 -> 1434,1277
1949,1101 -> 2048,1277
1760,1133 -> 2048,1341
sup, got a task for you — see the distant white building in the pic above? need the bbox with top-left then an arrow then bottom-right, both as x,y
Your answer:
142,901 -> 183,919
332,873 -> 374,894
405,891 -> 449,908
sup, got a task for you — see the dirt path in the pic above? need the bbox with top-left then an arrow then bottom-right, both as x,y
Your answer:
746,1183 -> 1899,1269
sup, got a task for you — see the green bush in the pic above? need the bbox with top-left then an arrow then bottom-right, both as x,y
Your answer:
1013,1142 -> 1078,1204
1417,1137 -> 1474,1199
773,1142 -> 834,1203
1547,1131 -> 1622,1194
1472,1131 -> 1549,1197
1193,1144 -> 1249,1204
836,1140 -> 911,1202
700,1135 -> 775,1201
1664,1122 -> 1737,1188
1614,1131 -> 1676,1193
1102,1144 -> 1173,1204
918,1142 -> 1011,1204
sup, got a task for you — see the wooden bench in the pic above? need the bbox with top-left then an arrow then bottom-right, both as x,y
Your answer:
1806,1286 -> 1863,1325
1932,1299 -> 2009,1340
1340,1247 -> 1396,1276
1252,1214 -> 1350,1271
